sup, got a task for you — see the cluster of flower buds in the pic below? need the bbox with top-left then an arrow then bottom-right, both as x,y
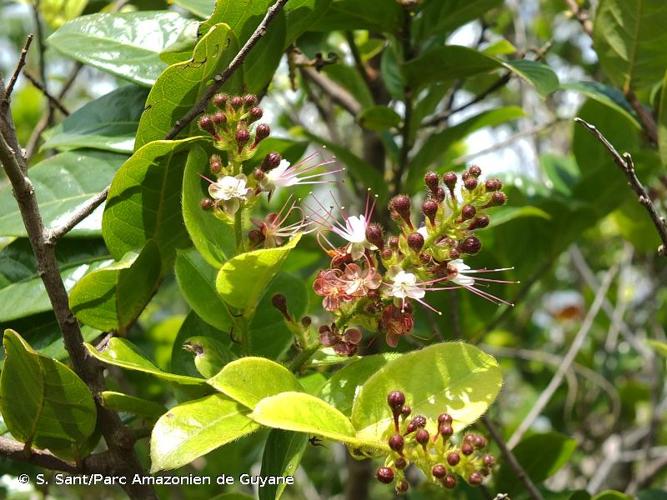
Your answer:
311,166 -> 515,350
198,94 -> 339,243
376,391 -> 495,494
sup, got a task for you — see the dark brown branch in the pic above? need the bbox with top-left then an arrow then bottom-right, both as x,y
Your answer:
575,117 -> 667,256
0,76 -> 156,499
23,71 -> 70,116
481,416 -> 544,500
625,89 -> 658,145
0,436 -> 80,473
299,66 -> 362,115
45,187 -> 109,244
4,35 -> 33,102
165,0 -> 289,140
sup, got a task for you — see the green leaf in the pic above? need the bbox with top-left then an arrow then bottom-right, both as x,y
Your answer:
0,239 -> 110,322
310,0 -> 401,32
414,0 -> 503,40
496,432 -> 577,495
658,71 -> 667,166
69,241 -> 161,333
151,394 -> 260,472
283,0 -> 332,45
250,392 -> 362,445
208,357 -> 303,409
47,11 -> 197,86
171,311 -> 230,379
0,150 -> 126,238
175,248 -> 232,331
216,234 -> 302,313
42,86 -> 149,154
593,0 -> 667,92
403,47 -> 559,97
103,137 -> 203,268
184,336 -> 235,378
173,0 -> 214,18
408,106 -> 524,189
136,24 -> 241,149
100,391 -> 167,418
491,206 -> 552,226
182,145 -> 236,267
647,339 -> 667,357
357,106 -> 401,132
84,337 -> 205,385
351,343 -> 502,443
561,81 -> 638,126
0,330 -> 96,459
320,354 -> 398,416
592,492 -> 632,500
259,430 -> 307,500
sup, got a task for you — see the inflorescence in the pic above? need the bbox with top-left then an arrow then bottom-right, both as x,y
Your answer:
376,390 -> 495,494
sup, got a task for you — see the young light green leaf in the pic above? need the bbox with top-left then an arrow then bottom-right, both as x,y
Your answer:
135,24 -> 241,149
84,337 -> 205,385
183,336 -> 235,378
69,241 -> 161,333
259,430 -> 307,500
490,206 -> 552,226
208,357 -> 303,409
647,339 -> 667,358
170,312 -> 231,379
320,354 -> 399,416
0,150 -> 126,238
357,106 -> 401,132
496,432 -> 577,495
151,394 -> 260,472
593,0 -> 667,92
0,330 -> 97,459
175,249 -> 232,332
100,391 -> 167,419
47,12 -> 196,86
182,145 -> 236,267
216,234 -> 302,313
42,86 -> 149,154
351,343 -> 502,442
250,392 -> 365,446
103,137 -> 203,268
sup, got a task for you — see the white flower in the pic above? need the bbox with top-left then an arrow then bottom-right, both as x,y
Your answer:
389,270 -> 426,300
448,259 -> 475,287
261,156 -> 341,192
209,175 -> 249,201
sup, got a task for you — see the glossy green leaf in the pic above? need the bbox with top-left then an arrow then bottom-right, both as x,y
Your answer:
491,206 -> 552,226
496,432 -> 577,495
84,337 -> 205,385
136,24 -> 241,149
100,391 -> 167,418
283,0 -> 332,45
0,239 -> 110,322
561,81 -> 638,126
407,106 -> 524,189
151,394 -> 260,471
403,47 -> 559,97
173,0 -> 214,18
208,357 -> 303,409
47,11 -> 196,86
42,86 -> 149,154
0,150 -> 126,238
357,106 -> 401,132
175,248 -> 232,331
310,0 -> 401,32
415,0 -> 503,39
171,311 -> 230,379
351,343 -> 502,442
259,430 -> 307,500
592,492 -> 632,500
320,354 -> 398,416
250,392 -> 362,445
182,145 -> 236,267
184,336 -> 235,378
103,137 -> 203,268
69,241 -> 161,333
0,330 -> 96,459
593,0 -> 667,92
216,234 -> 302,313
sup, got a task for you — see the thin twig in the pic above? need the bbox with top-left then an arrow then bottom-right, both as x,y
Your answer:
164,0 -> 290,140
4,35 -> 34,102
23,70 -> 70,116
507,265 -> 617,448
563,0 -> 593,36
625,89 -> 658,145
300,65 -> 362,115
45,186 -> 109,244
575,117 -> 667,256
481,416 -> 544,500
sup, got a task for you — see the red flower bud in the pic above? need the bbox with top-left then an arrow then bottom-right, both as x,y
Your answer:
200,198 -> 213,210
212,93 -> 228,107
243,94 -> 258,107
459,236 -> 481,255
461,204 -> 476,220
365,223 -> 384,249
468,165 -> 482,177
422,199 -> 438,224
443,171 -> 457,191
424,171 -> 439,192
376,467 -> 394,484
198,115 -> 216,135
431,464 -> 446,479
261,152 -> 282,171
464,177 -> 478,191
